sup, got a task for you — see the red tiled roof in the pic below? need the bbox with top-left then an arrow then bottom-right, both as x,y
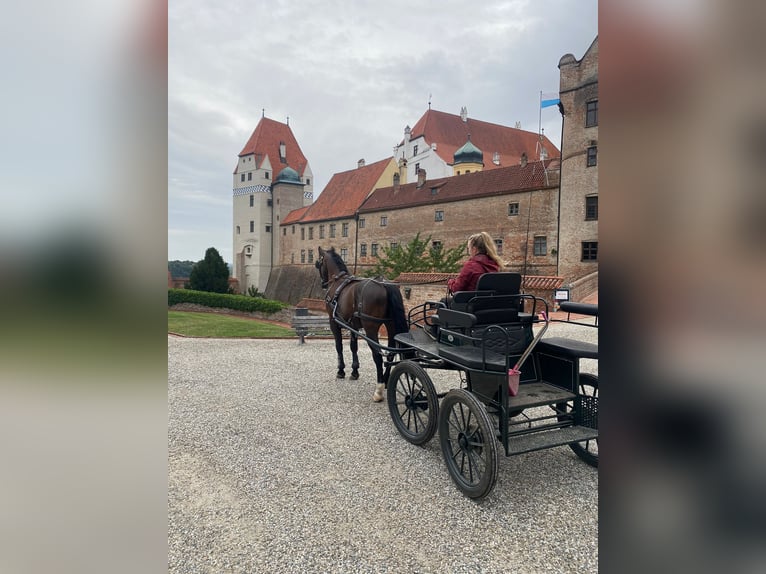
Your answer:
406,109 -> 559,168
359,160 -> 557,213
281,205 -> 310,225
393,273 -> 563,289
289,157 -> 394,224
522,276 -> 563,290
235,117 -> 309,177
392,272 -> 455,284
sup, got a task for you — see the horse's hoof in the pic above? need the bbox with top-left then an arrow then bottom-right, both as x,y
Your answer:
350,372 -> 359,380
337,373 -> 345,379
372,383 -> 385,402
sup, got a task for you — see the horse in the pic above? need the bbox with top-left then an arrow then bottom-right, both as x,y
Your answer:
315,246 -> 409,402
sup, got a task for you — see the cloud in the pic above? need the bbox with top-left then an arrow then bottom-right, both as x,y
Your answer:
168,0 -> 598,260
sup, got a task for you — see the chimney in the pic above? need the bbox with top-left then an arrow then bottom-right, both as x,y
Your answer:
416,168 -> 426,188
398,157 -> 407,183
393,172 -> 400,190
460,106 -> 468,122
357,158 -> 365,168
404,125 -> 411,142
520,152 -> 528,167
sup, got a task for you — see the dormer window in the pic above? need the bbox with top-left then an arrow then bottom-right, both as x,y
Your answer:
279,141 -> 286,162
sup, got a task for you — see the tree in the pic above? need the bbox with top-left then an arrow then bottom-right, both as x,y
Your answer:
168,260 -> 196,278
188,248 -> 230,293
362,233 -> 467,279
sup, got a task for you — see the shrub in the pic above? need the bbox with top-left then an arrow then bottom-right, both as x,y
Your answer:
247,285 -> 264,298
168,289 -> 287,314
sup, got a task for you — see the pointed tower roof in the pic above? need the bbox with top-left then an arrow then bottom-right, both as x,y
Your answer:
236,117 -> 309,177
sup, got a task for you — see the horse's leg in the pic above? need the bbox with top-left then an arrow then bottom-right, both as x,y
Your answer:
364,324 -> 386,402
331,322 -> 346,379
382,321 -> 398,384
349,332 -> 360,380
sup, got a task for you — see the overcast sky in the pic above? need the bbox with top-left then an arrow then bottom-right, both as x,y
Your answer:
168,0 -> 598,263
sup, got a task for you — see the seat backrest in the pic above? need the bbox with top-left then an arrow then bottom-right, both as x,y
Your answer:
475,272 -> 521,295
467,295 -> 520,325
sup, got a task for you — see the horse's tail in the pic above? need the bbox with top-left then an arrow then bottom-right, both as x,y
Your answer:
384,283 -> 409,334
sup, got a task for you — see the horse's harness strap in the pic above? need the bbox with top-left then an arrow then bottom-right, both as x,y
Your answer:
325,273 -> 355,307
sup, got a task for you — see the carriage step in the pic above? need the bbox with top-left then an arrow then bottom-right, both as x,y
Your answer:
505,426 -> 598,456
507,382 -> 575,409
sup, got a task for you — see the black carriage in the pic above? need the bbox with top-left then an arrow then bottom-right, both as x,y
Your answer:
316,249 -> 598,500
386,272 -> 598,500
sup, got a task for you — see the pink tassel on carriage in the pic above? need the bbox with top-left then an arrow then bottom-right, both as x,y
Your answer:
508,368 -> 521,396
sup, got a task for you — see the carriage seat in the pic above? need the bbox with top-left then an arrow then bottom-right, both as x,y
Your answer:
535,337 -> 598,360
449,272 -> 522,312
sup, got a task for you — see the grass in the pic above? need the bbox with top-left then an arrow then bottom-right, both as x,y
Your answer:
168,311 -> 294,338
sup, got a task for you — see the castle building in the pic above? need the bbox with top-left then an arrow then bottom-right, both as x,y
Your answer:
232,117 -> 313,293
557,36 -> 598,285
356,160 -> 561,276
392,107 -> 560,183
236,37 -> 597,301
279,157 -> 398,268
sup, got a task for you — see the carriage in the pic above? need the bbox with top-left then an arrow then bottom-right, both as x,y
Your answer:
316,248 -> 598,500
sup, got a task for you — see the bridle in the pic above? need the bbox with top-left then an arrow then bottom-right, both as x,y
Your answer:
315,254 -> 329,289
316,252 -> 349,290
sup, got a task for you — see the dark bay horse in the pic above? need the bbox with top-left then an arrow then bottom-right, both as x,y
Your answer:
315,247 -> 409,402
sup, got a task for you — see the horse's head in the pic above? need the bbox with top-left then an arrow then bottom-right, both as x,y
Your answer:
316,247 -> 329,288
315,246 -> 348,289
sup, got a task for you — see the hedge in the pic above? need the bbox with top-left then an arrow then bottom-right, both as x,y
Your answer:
168,289 -> 287,314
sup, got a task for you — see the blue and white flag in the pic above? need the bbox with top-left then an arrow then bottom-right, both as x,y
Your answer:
540,92 -> 560,109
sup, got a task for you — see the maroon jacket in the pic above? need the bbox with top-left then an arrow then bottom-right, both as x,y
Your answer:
447,254 -> 499,293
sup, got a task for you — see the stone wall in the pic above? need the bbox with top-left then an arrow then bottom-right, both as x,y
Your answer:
264,265 -> 326,305
564,271 -> 598,304
558,37 -> 599,284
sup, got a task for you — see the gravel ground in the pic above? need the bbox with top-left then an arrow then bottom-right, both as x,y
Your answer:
168,320 -> 598,573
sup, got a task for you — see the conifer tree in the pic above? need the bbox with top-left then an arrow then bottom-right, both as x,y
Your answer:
188,247 -> 230,293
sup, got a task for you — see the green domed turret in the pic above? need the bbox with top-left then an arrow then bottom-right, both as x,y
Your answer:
275,166 -> 302,184
453,136 -> 484,165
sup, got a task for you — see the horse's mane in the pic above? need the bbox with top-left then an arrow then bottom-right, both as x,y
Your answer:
327,248 -> 348,273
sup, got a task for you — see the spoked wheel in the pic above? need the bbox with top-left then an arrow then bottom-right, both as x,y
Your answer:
387,361 -> 438,445
557,374 -> 599,467
438,389 -> 498,500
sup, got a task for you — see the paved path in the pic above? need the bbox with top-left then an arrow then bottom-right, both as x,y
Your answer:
168,321 -> 598,573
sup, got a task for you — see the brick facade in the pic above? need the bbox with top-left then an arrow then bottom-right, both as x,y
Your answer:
558,37 -> 598,285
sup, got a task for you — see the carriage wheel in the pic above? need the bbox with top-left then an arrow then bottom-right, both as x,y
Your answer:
557,374 -> 599,467
438,389 -> 498,500
387,361 -> 438,445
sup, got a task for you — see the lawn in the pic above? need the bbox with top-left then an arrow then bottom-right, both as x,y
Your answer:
168,311 -> 294,338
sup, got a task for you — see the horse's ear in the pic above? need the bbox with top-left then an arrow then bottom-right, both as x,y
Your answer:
318,246 -> 324,256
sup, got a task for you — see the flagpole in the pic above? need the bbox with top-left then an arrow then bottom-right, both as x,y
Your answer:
538,91 -> 542,136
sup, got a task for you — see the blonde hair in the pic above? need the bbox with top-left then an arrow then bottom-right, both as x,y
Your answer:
468,232 -> 504,269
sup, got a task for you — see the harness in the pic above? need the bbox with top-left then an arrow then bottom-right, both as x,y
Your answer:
325,271 -> 355,307
325,273 -> 394,325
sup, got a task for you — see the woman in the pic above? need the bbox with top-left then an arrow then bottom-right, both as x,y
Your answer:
447,232 -> 504,293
